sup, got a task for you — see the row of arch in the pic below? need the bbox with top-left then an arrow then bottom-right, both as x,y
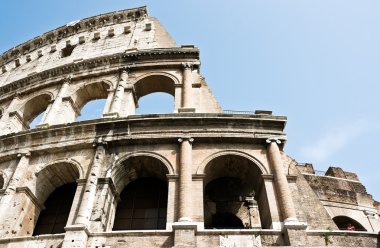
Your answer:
0,151 -> 368,236
0,73 -> 178,131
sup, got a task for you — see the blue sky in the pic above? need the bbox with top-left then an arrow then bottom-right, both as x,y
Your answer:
1,1 -> 379,200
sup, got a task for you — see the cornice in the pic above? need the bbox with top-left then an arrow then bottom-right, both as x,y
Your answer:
0,7 -> 148,66
0,47 -> 200,101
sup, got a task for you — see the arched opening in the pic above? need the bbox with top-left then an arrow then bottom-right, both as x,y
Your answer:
29,111 -> 45,129
33,162 -> 80,235
136,92 -> 174,114
112,156 -> 169,230
20,93 -> 52,129
113,178 -> 167,230
76,99 -> 106,121
33,183 -> 76,235
72,82 -> 109,120
204,155 -> 264,229
133,75 -> 176,114
333,216 -> 367,231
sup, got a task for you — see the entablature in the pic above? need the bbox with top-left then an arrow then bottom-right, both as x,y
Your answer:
0,114 -> 286,162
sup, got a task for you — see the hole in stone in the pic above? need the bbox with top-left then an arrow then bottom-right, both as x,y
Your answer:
61,44 -> 76,58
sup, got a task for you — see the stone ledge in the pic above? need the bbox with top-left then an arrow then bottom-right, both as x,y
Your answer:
0,233 -> 64,244
197,229 -> 282,235
306,230 -> 379,236
89,230 -> 172,237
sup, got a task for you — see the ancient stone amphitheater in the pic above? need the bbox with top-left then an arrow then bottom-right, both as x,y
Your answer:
0,6 -> 379,248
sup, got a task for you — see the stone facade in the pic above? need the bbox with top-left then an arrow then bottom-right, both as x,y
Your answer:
0,6 -> 379,248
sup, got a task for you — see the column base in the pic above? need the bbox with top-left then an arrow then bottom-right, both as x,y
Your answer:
62,225 -> 89,248
284,217 -> 308,229
35,123 -> 49,129
172,222 -> 198,248
102,112 -> 119,118
178,108 -> 196,113
178,217 -> 192,222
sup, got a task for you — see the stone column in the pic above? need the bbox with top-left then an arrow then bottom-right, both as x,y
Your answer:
178,137 -> 194,222
266,138 -> 297,223
179,63 -> 195,112
40,77 -> 70,126
107,68 -> 129,117
75,138 -> 106,226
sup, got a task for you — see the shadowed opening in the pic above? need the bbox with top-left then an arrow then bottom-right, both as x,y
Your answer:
204,155 -> 266,229
113,178 -> 167,230
112,156 -> 170,230
333,216 -> 367,231
33,183 -> 76,235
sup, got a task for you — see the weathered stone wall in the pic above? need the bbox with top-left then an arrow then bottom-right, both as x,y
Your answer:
0,6 -> 379,248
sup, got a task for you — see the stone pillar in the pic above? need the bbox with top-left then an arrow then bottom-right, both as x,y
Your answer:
40,77 -> 70,126
179,63 -> 195,113
192,174 -> 205,224
102,89 -> 114,116
0,152 -> 32,237
0,94 -> 22,135
122,86 -> 136,116
75,138 -> 106,226
266,138 -> 297,223
266,138 -> 307,246
107,68 -> 129,117
63,139 -> 106,248
178,137 -> 194,222
6,153 -> 31,193
166,175 -> 179,229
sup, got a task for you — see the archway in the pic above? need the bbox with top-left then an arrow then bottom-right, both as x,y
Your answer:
33,182 -> 76,235
32,162 -> 81,235
76,99 -> 106,121
20,93 -> 52,128
204,154 -> 264,229
332,216 -> 367,231
72,81 -> 110,121
133,74 -> 176,114
112,155 -> 170,230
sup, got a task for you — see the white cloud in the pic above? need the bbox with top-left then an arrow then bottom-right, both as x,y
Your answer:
300,119 -> 369,163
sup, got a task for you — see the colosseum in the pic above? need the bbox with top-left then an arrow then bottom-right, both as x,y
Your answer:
0,6 -> 379,248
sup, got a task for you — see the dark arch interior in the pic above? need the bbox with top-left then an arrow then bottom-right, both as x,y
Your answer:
0,174 -> 4,189
33,182 -> 77,235
211,213 -> 244,229
204,155 -> 265,229
205,177 -> 246,229
333,216 -> 367,231
113,178 -> 168,230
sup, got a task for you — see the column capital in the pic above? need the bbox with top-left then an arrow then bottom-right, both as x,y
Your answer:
17,151 -> 31,158
181,62 -> 195,70
62,75 -> 72,84
119,65 -> 132,73
178,137 -> 194,143
93,137 -> 107,147
266,138 -> 282,145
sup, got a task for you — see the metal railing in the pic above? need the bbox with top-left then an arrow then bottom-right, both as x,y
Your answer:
314,170 -> 327,176
223,110 -> 256,115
